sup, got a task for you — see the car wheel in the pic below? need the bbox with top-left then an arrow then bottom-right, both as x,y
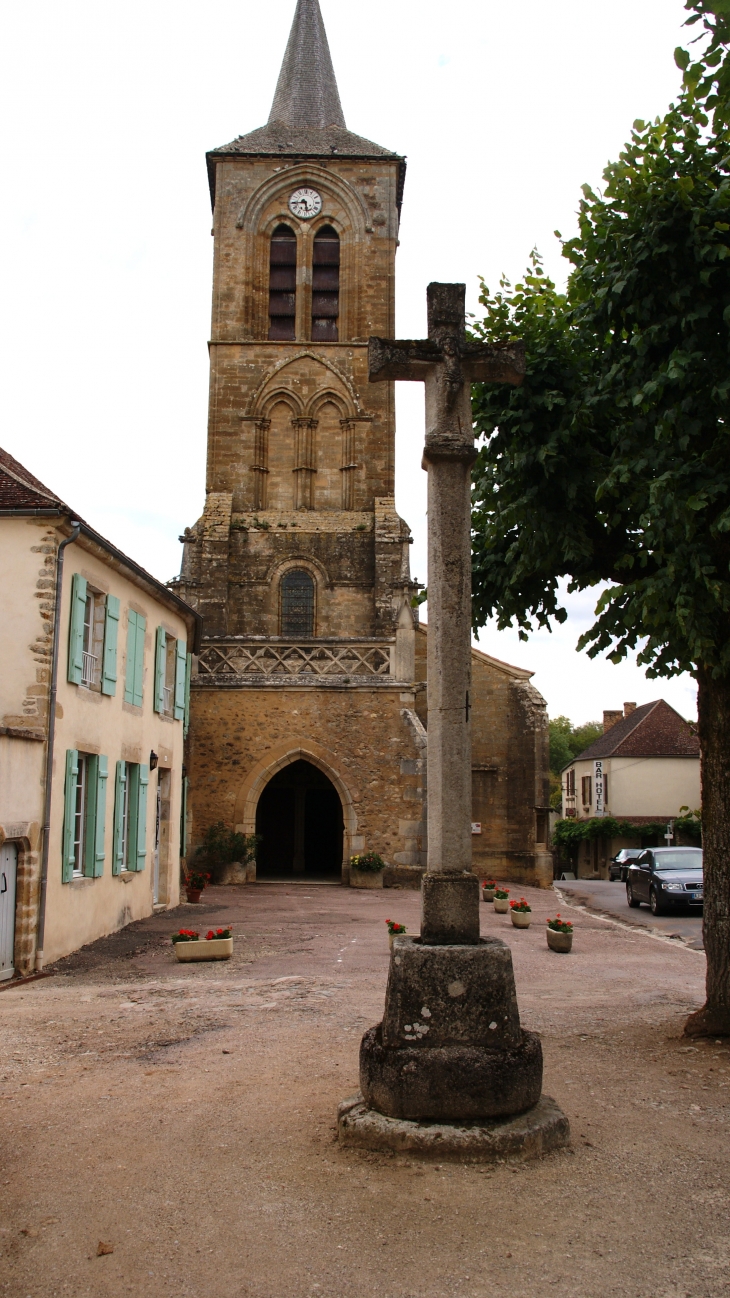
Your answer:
649,887 -> 664,916
627,883 -> 640,908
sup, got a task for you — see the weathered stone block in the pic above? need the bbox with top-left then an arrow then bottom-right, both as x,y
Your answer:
382,936 -> 521,1050
420,871 -> 480,945
360,1023 -> 542,1121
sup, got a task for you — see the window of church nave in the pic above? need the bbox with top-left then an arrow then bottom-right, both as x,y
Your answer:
280,569 -> 315,637
311,226 -> 340,341
268,224 -> 297,340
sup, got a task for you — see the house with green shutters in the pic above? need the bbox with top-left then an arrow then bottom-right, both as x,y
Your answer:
0,447 -> 199,978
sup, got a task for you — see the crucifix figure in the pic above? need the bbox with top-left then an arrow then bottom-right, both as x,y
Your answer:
370,283 -> 524,943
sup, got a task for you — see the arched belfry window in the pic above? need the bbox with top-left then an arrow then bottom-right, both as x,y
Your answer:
311,226 -> 340,342
281,569 -> 315,637
268,224 -> 297,340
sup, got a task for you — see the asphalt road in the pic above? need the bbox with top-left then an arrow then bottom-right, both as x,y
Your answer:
556,878 -> 705,949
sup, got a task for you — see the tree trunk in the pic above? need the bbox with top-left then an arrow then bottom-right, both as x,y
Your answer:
684,666 -> 730,1037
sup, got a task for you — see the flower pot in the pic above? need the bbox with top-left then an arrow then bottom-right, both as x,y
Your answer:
482,888 -> 495,903
510,910 -> 532,928
174,937 -> 233,962
186,889 -> 203,904
350,869 -> 384,890
388,932 -> 406,950
547,928 -> 573,953
493,897 -> 509,913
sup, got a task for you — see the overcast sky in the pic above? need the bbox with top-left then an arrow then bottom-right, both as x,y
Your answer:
0,0 -> 697,724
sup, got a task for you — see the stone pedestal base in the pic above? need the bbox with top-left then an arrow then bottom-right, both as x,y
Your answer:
360,1024 -> 542,1121
337,1093 -> 570,1162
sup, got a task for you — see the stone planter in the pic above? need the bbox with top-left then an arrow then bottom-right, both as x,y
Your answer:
185,888 -> 203,904
482,888 -> 495,903
174,937 -> 233,962
350,869 -> 384,890
493,897 -> 509,913
547,927 -> 573,953
510,910 -> 531,929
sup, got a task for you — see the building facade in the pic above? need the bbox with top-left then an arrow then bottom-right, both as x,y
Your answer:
560,700 -> 701,878
175,0 -> 551,889
0,449 -> 199,977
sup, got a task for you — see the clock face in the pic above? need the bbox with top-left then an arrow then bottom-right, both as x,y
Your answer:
289,188 -> 322,220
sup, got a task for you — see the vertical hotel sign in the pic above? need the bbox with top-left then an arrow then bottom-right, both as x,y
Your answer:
594,759 -> 605,817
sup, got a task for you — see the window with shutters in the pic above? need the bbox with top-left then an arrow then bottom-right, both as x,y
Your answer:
113,761 -> 149,873
62,750 -> 108,881
581,775 -> 592,806
280,569 -> 315,637
80,588 -> 105,690
566,769 -> 575,798
311,226 -> 340,341
72,754 -> 90,875
268,224 -> 297,340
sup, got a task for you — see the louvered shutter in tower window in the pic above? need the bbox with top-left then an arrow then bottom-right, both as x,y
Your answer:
67,574 -> 87,685
101,595 -> 120,696
112,761 -> 127,875
174,639 -> 187,720
62,749 -> 79,882
154,627 -> 166,714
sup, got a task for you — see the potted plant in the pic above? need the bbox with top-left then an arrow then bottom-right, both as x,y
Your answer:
546,914 -> 573,953
493,886 -> 510,913
191,822 -> 260,886
184,870 -> 210,904
509,897 -> 532,928
482,879 -> 497,902
172,927 -> 233,962
386,919 -> 407,950
350,852 -> 386,890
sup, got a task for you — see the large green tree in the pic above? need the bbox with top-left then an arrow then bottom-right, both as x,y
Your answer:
470,2 -> 730,1036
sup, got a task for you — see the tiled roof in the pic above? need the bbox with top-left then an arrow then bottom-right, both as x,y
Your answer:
0,447 -> 66,511
573,700 -> 699,761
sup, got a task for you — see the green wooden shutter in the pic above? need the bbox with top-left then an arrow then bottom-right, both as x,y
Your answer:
136,764 -> 149,871
67,574 -> 87,685
183,653 -> 192,738
101,596 -> 120,696
112,760 -> 127,875
124,612 -> 146,707
127,764 -> 149,872
133,614 -> 146,706
154,627 -> 166,714
180,775 -> 188,857
83,755 -> 98,877
174,638 -> 187,720
62,749 -> 79,882
94,756 -> 108,877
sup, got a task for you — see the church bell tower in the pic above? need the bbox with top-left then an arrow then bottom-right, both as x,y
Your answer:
176,0 -> 427,882
177,0 -> 413,642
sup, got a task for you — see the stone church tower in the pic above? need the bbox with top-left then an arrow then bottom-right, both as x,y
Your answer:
175,0 -> 552,887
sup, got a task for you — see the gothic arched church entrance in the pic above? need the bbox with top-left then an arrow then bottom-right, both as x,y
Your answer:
255,759 -> 344,879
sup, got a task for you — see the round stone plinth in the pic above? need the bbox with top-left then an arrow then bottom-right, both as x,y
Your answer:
337,1093 -> 570,1163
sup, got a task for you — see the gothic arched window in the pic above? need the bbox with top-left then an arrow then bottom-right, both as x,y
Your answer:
268,224 -> 297,340
311,226 -> 340,342
280,569 -> 315,637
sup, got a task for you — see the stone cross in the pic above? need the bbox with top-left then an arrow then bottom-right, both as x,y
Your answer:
369,283 -> 524,943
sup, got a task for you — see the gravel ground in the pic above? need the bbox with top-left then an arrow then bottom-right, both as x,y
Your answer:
1,882 -> 729,1298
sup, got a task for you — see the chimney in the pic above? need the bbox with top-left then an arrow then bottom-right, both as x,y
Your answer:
624,702 -> 636,717
603,710 -> 622,733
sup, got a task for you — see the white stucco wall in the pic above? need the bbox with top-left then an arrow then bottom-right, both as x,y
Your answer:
563,755 -> 701,820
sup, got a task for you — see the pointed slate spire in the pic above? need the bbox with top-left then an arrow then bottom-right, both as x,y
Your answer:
268,0 -> 346,130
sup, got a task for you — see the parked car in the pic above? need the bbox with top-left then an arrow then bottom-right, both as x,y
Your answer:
626,847 -> 703,915
609,849 -> 643,882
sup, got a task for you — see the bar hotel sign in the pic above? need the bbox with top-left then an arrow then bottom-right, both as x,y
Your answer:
594,759 -> 606,818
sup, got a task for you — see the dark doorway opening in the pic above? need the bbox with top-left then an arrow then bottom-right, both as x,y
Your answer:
256,760 -> 344,879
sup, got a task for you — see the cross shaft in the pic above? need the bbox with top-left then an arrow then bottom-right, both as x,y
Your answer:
369,283 -> 524,942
